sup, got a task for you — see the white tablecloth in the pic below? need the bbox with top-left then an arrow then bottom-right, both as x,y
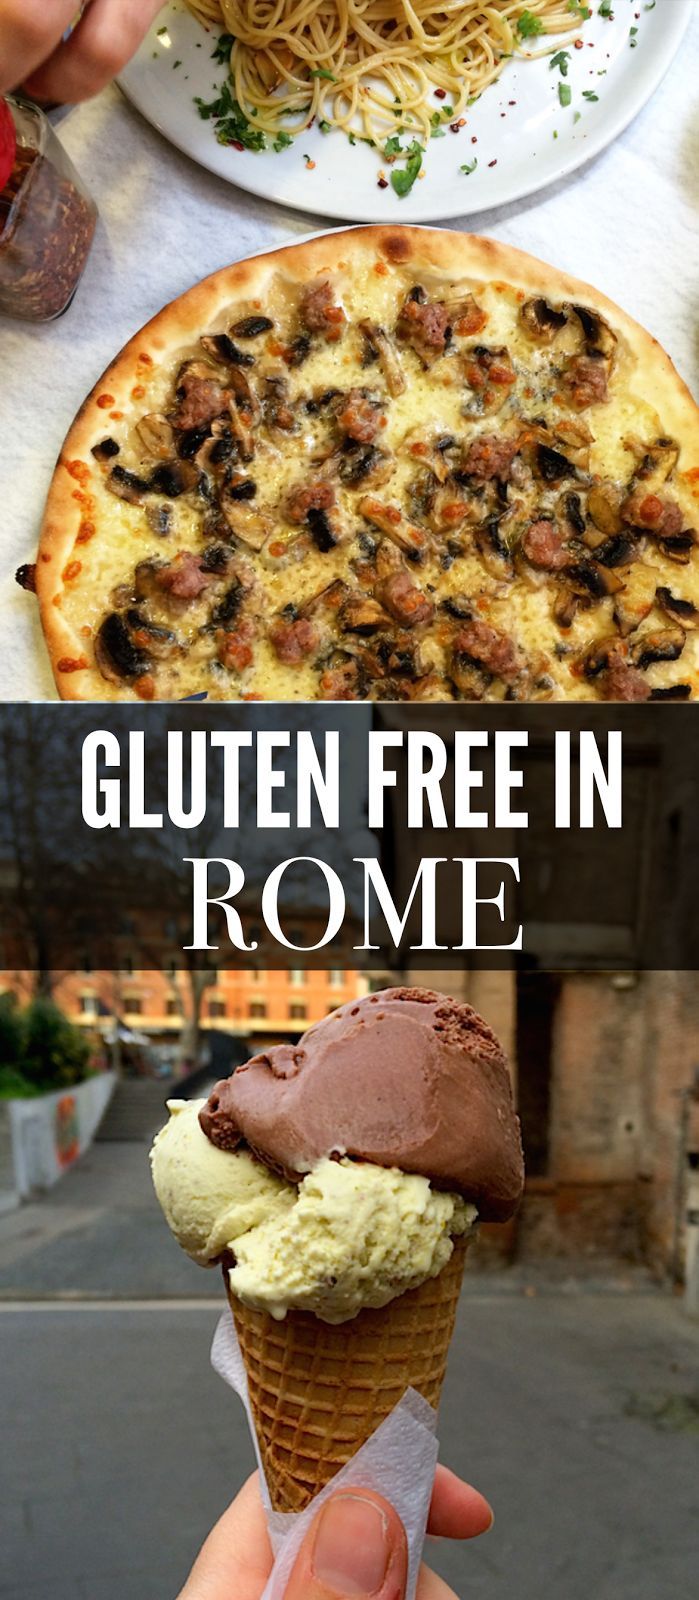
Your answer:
2,9 -> 698,700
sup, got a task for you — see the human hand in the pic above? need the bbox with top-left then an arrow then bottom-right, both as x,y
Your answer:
0,1 -> 164,103
179,1466 -> 494,1600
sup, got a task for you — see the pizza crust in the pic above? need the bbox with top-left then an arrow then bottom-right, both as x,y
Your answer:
36,225 -> 699,701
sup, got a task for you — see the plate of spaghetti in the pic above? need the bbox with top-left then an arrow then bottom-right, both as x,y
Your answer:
118,0 -> 692,222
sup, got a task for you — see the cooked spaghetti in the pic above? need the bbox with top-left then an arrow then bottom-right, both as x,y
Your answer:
184,1 -> 586,145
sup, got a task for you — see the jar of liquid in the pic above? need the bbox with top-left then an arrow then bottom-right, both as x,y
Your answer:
0,97 -> 97,322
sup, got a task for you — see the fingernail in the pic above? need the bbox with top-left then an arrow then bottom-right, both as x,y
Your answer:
311,1492 -> 392,1595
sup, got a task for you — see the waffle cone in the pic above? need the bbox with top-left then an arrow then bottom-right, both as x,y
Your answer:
228,1237 -> 468,1512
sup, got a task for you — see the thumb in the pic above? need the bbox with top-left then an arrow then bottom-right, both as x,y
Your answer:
284,1488 -> 409,1600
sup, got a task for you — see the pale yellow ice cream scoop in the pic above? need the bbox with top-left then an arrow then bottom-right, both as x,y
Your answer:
150,1099 -> 295,1264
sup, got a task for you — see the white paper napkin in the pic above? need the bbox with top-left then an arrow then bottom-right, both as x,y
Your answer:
211,1311 -> 439,1600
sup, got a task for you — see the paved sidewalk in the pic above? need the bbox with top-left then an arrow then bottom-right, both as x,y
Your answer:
1,1292 -> 698,1600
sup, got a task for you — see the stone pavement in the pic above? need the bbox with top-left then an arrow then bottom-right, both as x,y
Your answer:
1,1140 -> 698,1598
2,1292 -> 698,1600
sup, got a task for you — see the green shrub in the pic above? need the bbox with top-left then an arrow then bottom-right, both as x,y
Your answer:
0,994 -> 90,1095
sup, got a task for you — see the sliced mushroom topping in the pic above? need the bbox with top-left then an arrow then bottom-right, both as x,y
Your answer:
655,587 -> 699,628
359,496 -> 429,561
553,587 -> 580,631
95,612 -> 151,682
658,532 -> 697,565
358,320 -> 406,396
613,563 -> 657,638
587,481 -> 624,537
650,684 -> 692,701
593,534 -> 638,569
426,484 -> 476,537
209,581 -> 245,629
628,626 -> 686,671
285,333 -> 313,368
579,635 -> 622,679
230,315 -> 274,338
339,595 -> 391,634
318,656 -> 364,701
124,610 -> 178,659
552,417 -> 594,467
299,578 -> 350,617
520,297 -> 569,341
261,375 -> 298,435
626,435 -> 679,494
564,559 -> 625,600
224,474 -> 257,501
474,515 -> 515,581
227,395 -> 255,462
148,462 -> 194,498
107,465 -> 149,505
441,594 -> 473,621
177,422 -> 214,460
570,304 -> 617,359
442,293 -> 488,336
340,445 -> 392,489
220,494 -> 271,551
561,491 -> 586,538
200,542 -> 234,575
200,333 -> 254,368
535,443 -> 577,484
450,652 -> 491,700
307,506 -> 342,553
136,413 -> 174,461
91,437 -> 120,462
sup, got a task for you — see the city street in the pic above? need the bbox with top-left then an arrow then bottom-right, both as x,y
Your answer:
1,1139 -> 698,1599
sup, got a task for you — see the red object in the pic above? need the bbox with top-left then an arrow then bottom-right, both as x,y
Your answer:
0,98 -> 17,193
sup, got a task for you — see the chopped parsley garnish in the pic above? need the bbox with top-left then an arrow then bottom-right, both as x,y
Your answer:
272,131 -> 294,151
310,67 -> 337,82
384,135 -> 403,157
212,32 -> 235,65
558,82 -> 572,107
567,2 -> 592,16
516,11 -> 544,37
390,140 -> 424,197
582,90 -> 599,101
630,25 -> 638,47
598,1 -> 613,16
318,120 -> 332,134
460,158 -> 478,175
195,82 -> 267,151
550,50 -> 571,76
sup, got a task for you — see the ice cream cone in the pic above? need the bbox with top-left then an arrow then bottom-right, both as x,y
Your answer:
228,1235 -> 469,1513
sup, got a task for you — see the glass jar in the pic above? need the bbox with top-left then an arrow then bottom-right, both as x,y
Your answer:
0,98 -> 98,322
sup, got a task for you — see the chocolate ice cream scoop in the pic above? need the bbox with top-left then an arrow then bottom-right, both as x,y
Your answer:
200,987 -> 523,1222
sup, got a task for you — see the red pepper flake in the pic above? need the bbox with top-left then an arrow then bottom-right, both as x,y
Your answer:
96,394 -> 114,409
57,656 -> 88,673
488,159 -> 498,168
377,176 -> 388,189
62,560 -> 82,582
450,121 -> 461,133
574,38 -> 584,48
471,136 -> 478,144
508,100 -> 516,106
434,88 -> 446,99
231,140 -> 245,151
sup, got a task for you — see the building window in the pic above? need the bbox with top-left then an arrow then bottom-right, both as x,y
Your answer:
328,970 -> 344,987
79,994 -> 98,1017
123,995 -> 142,1016
289,1003 -> 307,1021
289,969 -> 307,986
209,998 -> 226,1019
249,1001 -> 268,1019
166,998 -> 180,1018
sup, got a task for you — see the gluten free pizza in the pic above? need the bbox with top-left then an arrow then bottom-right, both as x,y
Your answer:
32,226 -> 699,702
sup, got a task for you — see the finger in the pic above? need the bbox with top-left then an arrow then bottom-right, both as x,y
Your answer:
284,1488 -> 409,1600
23,0 -> 165,104
427,1464 -> 493,1540
178,1472 -> 273,1600
0,1 -> 76,93
417,1561 -> 462,1600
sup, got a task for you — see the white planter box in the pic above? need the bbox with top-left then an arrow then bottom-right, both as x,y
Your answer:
7,1072 -> 117,1198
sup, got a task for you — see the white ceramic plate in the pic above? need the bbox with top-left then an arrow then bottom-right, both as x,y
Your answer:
121,0 -> 692,224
